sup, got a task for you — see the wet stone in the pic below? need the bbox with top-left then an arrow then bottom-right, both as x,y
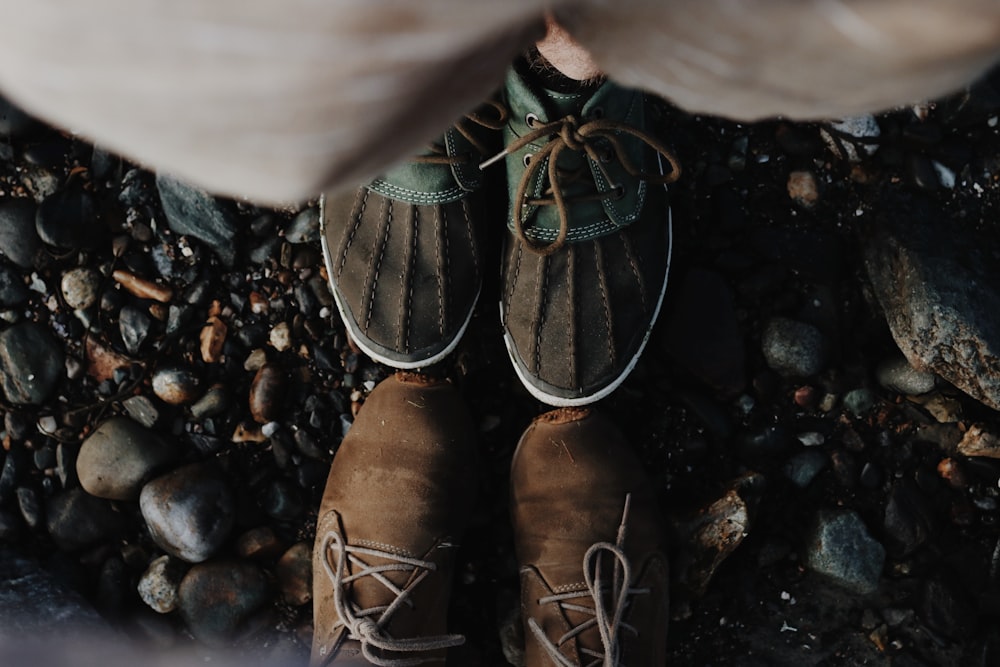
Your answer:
285,207 -> 320,244
177,561 -> 270,647
740,425 -> 792,459
250,363 -> 285,424
883,481 -> 938,557
762,317 -> 827,378
0,199 -> 40,268
0,448 -> 25,502
805,510 -> 885,595
261,478 -> 304,521
0,322 -> 65,405
56,443 -> 77,488
77,417 -> 178,501
236,526 -> 285,561
45,487 -> 123,551
152,366 -> 203,406
139,464 -> 235,563
190,384 -> 231,419
919,577 -> 977,640
138,555 -> 186,614
843,388 -> 876,418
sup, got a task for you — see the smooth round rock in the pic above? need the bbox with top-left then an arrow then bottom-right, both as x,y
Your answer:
35,187 -> 98,249
275,542 -> 312,606
876,354 -> 937,395
177,561 -> 269,647
284,207 -> 320,244
61,267 -> 101,310
138,555 -> 186,614
77,417 -> 178,501
151,366 -> 203,406
0,199 -> 40,268
762,317 -> 828,378
139,464 -> 235,563
0,322 -> 65,405
249,363 -> 285,424
805,510 -> 885,595
45,488 -> 123,551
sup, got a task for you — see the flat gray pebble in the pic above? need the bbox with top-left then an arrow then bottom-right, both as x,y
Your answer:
77,417 -> 177,501
45,488 -> 122,551
177,561 -> 269,647
0,199 -> 40,268
876,354 -> 937,395
0,322 -> 64,405
805,510 -> 885,595
762,317 -> 827,377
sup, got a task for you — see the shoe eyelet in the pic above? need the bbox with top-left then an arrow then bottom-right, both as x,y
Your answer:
612,185 -> 625,200
590,107 -> 605,120
522,153 -> 533,167
525,112 -> 540,128
598,147 -> 614,163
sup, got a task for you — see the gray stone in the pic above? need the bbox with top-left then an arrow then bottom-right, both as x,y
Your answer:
761,317 -> 827,378
784,449 -> 828,488
151,365 -> 203,406
178,561 -> 270,647
46,488 -> 123,551
190,385 -> 231,419
61,267 -> 101,310
137,555 -> 186,614
123,395 -> 161,428
284,207 -> 320,244
0,199 -> 40,268
77,417 -> 178,501
876,354 -> 937,395
863,194 -> 1000,410
157,174 -> 238,267
35,187 -> 98,249
843,388 -> 876,418
805,510 -> 885,594
15,486 -> 42,529
119,304 -> 152,355
0,322 -> 65,405
139,464 -> 235,563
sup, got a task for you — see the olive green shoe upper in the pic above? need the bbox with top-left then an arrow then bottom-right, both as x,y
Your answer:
511,408 -> 670,666
322,104 -> 505,369
495,65 -> 681,405
311,372 -> 477,666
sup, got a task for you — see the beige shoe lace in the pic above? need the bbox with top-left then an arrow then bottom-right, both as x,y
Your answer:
413,99 -> 509,167
480,115 -> 681,256
319,531 -> 465,666
527,495 -> 649,667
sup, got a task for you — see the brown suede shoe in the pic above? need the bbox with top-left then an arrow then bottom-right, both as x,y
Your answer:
311,372 -> 476,666
510,408 -> 669,666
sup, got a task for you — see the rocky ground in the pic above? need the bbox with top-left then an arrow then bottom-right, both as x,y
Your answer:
3,64 -> 1000,666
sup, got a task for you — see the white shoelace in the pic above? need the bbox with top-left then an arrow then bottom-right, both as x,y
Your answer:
319,531 -> 465,666
528,494 -> 649,667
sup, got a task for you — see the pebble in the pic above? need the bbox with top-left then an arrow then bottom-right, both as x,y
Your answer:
157,175 -> 238,267
138,555 -> 186,614
139,464 -> 235,563
957,424 -> 1000,459
45,487 -> 123,551
236,526 -> 285,561
119,304 -> 152,355
250,363 -> 285,424
123,395 -> 161,429
284,207 -> 320,244
805,510 -> 885,595
152,366 -> 203,405
269,321 -> 292,352
876,354 -> 937,395
77,417 -> 178,501
820,114 -> 881,162
200,316 -> 227,363
177,561 -> 270,647
787,170 -> 819,207
60,267 -> 101,310
0,322 -> 65,405
784,450 -> 828,488
35,187 -> 98,249
0,199 -> 40,268
276,542 -> 312,606
261,478 -> 303,521
0,265 -> 28,307
919,577 -> 977,640
761,317 -> 827,378
15,486 -> 42,529
843,388 -> 876,418
0,448 -> 23,502
190,384 -> 231,419
113,269 -> 174,303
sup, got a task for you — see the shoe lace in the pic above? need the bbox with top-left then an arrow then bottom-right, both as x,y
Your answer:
480,115 -> 681,256
319,531 -> 465,667
413,99 -> 509,167
527,495 -> 649,667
